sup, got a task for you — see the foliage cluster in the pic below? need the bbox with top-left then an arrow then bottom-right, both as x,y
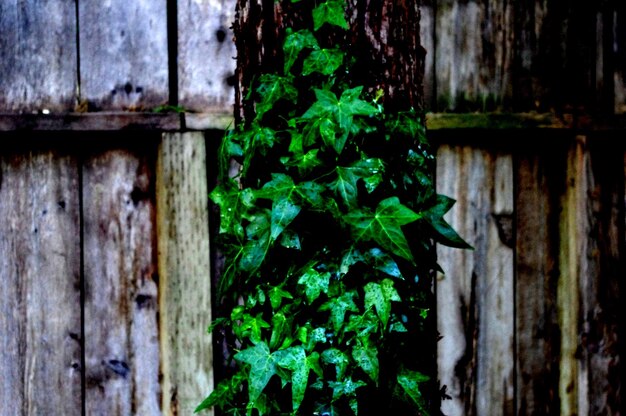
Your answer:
198,1 -> 468,414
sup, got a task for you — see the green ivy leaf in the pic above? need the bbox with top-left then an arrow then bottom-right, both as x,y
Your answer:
352,341 -> 379,383
364,279 -> 401,328
271,195 -> 302,240
397,369 -> 430,413
195,371 -> 246,412
234,342 -> 277,404
302,87 -> 378,153
321,348 -> 350,379
270,312 -> 289,350
255,74 -> 297,118
345,308 -> 379,340
283,29 -> 319,73
302,48 -> 344,76
269,286 -> 294,310
423,194 -> 472,249
364,248 -> 402,278
298,267 -> 331,303
330,158 -> 385,208
274,346 -> 309,411
328,377 -> 367,400
319,290 -> 359,332
312,0 -> 349,31
345,197 -> 421,261
239,313 -> 271,344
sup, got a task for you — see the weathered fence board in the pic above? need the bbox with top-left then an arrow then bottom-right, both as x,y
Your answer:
571,138 -> 623,415
0,1 -> 77,112
82,142 -> 160,415
0,145 -> 82,415
433,0 -> 513,112
514,143 -> 564,415
157,132 -> 213,415
79,0 -> 169,111
425,0 -> 626,114
178,0 -> 237,112
437,144 -> 515,416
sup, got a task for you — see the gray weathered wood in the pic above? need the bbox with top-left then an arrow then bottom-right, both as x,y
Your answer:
79,0 -> 169,111
157,132 -> 213,415
435,0 -> 513,112
0,146 -> 82,415
82,145 -> 160,415
420,0 -> 435,110
515,143 -> 565,415
178,0 -> 237,112
570,138 -> 623,415
0,1 -> 77,112
436,144 -> 514,415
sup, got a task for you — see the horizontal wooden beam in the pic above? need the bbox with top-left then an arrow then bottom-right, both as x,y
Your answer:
0,111 -> 233,132
2,111 -> 626,133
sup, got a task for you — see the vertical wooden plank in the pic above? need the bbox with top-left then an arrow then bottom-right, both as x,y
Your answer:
157,132 -> 213,415
437,143 -> 514,415
515,141 -> 565,415
573,137 -> 624,415
178,0 -> 237,112
435,0 -> 513,111
83,144 -> 160,415
79,0 -> 169,111
420,0 -> 435,110
0,144 -> 82,414
0,1 -> 77,112
557,137 -> 586,416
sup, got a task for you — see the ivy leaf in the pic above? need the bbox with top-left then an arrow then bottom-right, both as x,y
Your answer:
364,248 -> 402,278
345,197 -> 421,261
195,371 -> 246,412
239,313 -> 271,344
298,268 -> 331,303
327,378 -> 367,400
274,346 -> 309,411
345,308 -> 379,339
319,290 -> 359,332
271,196 -> 301,240
269,286 -> 293,310
397,369 -> 430,413
422,194 -> 472,249
256,174 -> 302,241
234,342 -> 277,404
255,74 -> 297,118
364,279 -> 401,328
321,348 -> 350,379
312,0 -> 349,31
352,341 -> 379,383
279,229 -> 301,250
270,312 -> 288,350
283,29 -> 319,73
209,181 -> 244,236
302,48 -> 344,76
330,158 -> 385,208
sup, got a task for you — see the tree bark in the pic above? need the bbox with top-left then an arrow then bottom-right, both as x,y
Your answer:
233,0 -> 425,123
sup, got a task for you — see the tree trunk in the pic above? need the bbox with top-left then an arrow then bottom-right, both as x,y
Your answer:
230,1 -> 435,414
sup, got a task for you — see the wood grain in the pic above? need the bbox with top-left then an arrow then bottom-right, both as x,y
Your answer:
436,144 -> 514,415
82,142 -> 160,415
79,0 -> 169,111
515,140 -> 566,415
572,138 -> 623,415
0,1 -> 77,112
157,132 -> 213,415
178,0 -> 237,112
0,144 -> 82,414
434,0 -> 513,112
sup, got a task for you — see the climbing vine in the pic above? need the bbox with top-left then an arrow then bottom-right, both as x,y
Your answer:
197,1 -> 468,415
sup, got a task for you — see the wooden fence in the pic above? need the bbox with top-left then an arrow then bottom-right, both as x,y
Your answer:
0,0 -> 624,415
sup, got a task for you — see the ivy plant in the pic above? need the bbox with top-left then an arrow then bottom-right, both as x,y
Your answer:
197,1 -> 469,415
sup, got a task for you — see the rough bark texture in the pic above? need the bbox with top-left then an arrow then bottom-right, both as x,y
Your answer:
233,0 -> 425,124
